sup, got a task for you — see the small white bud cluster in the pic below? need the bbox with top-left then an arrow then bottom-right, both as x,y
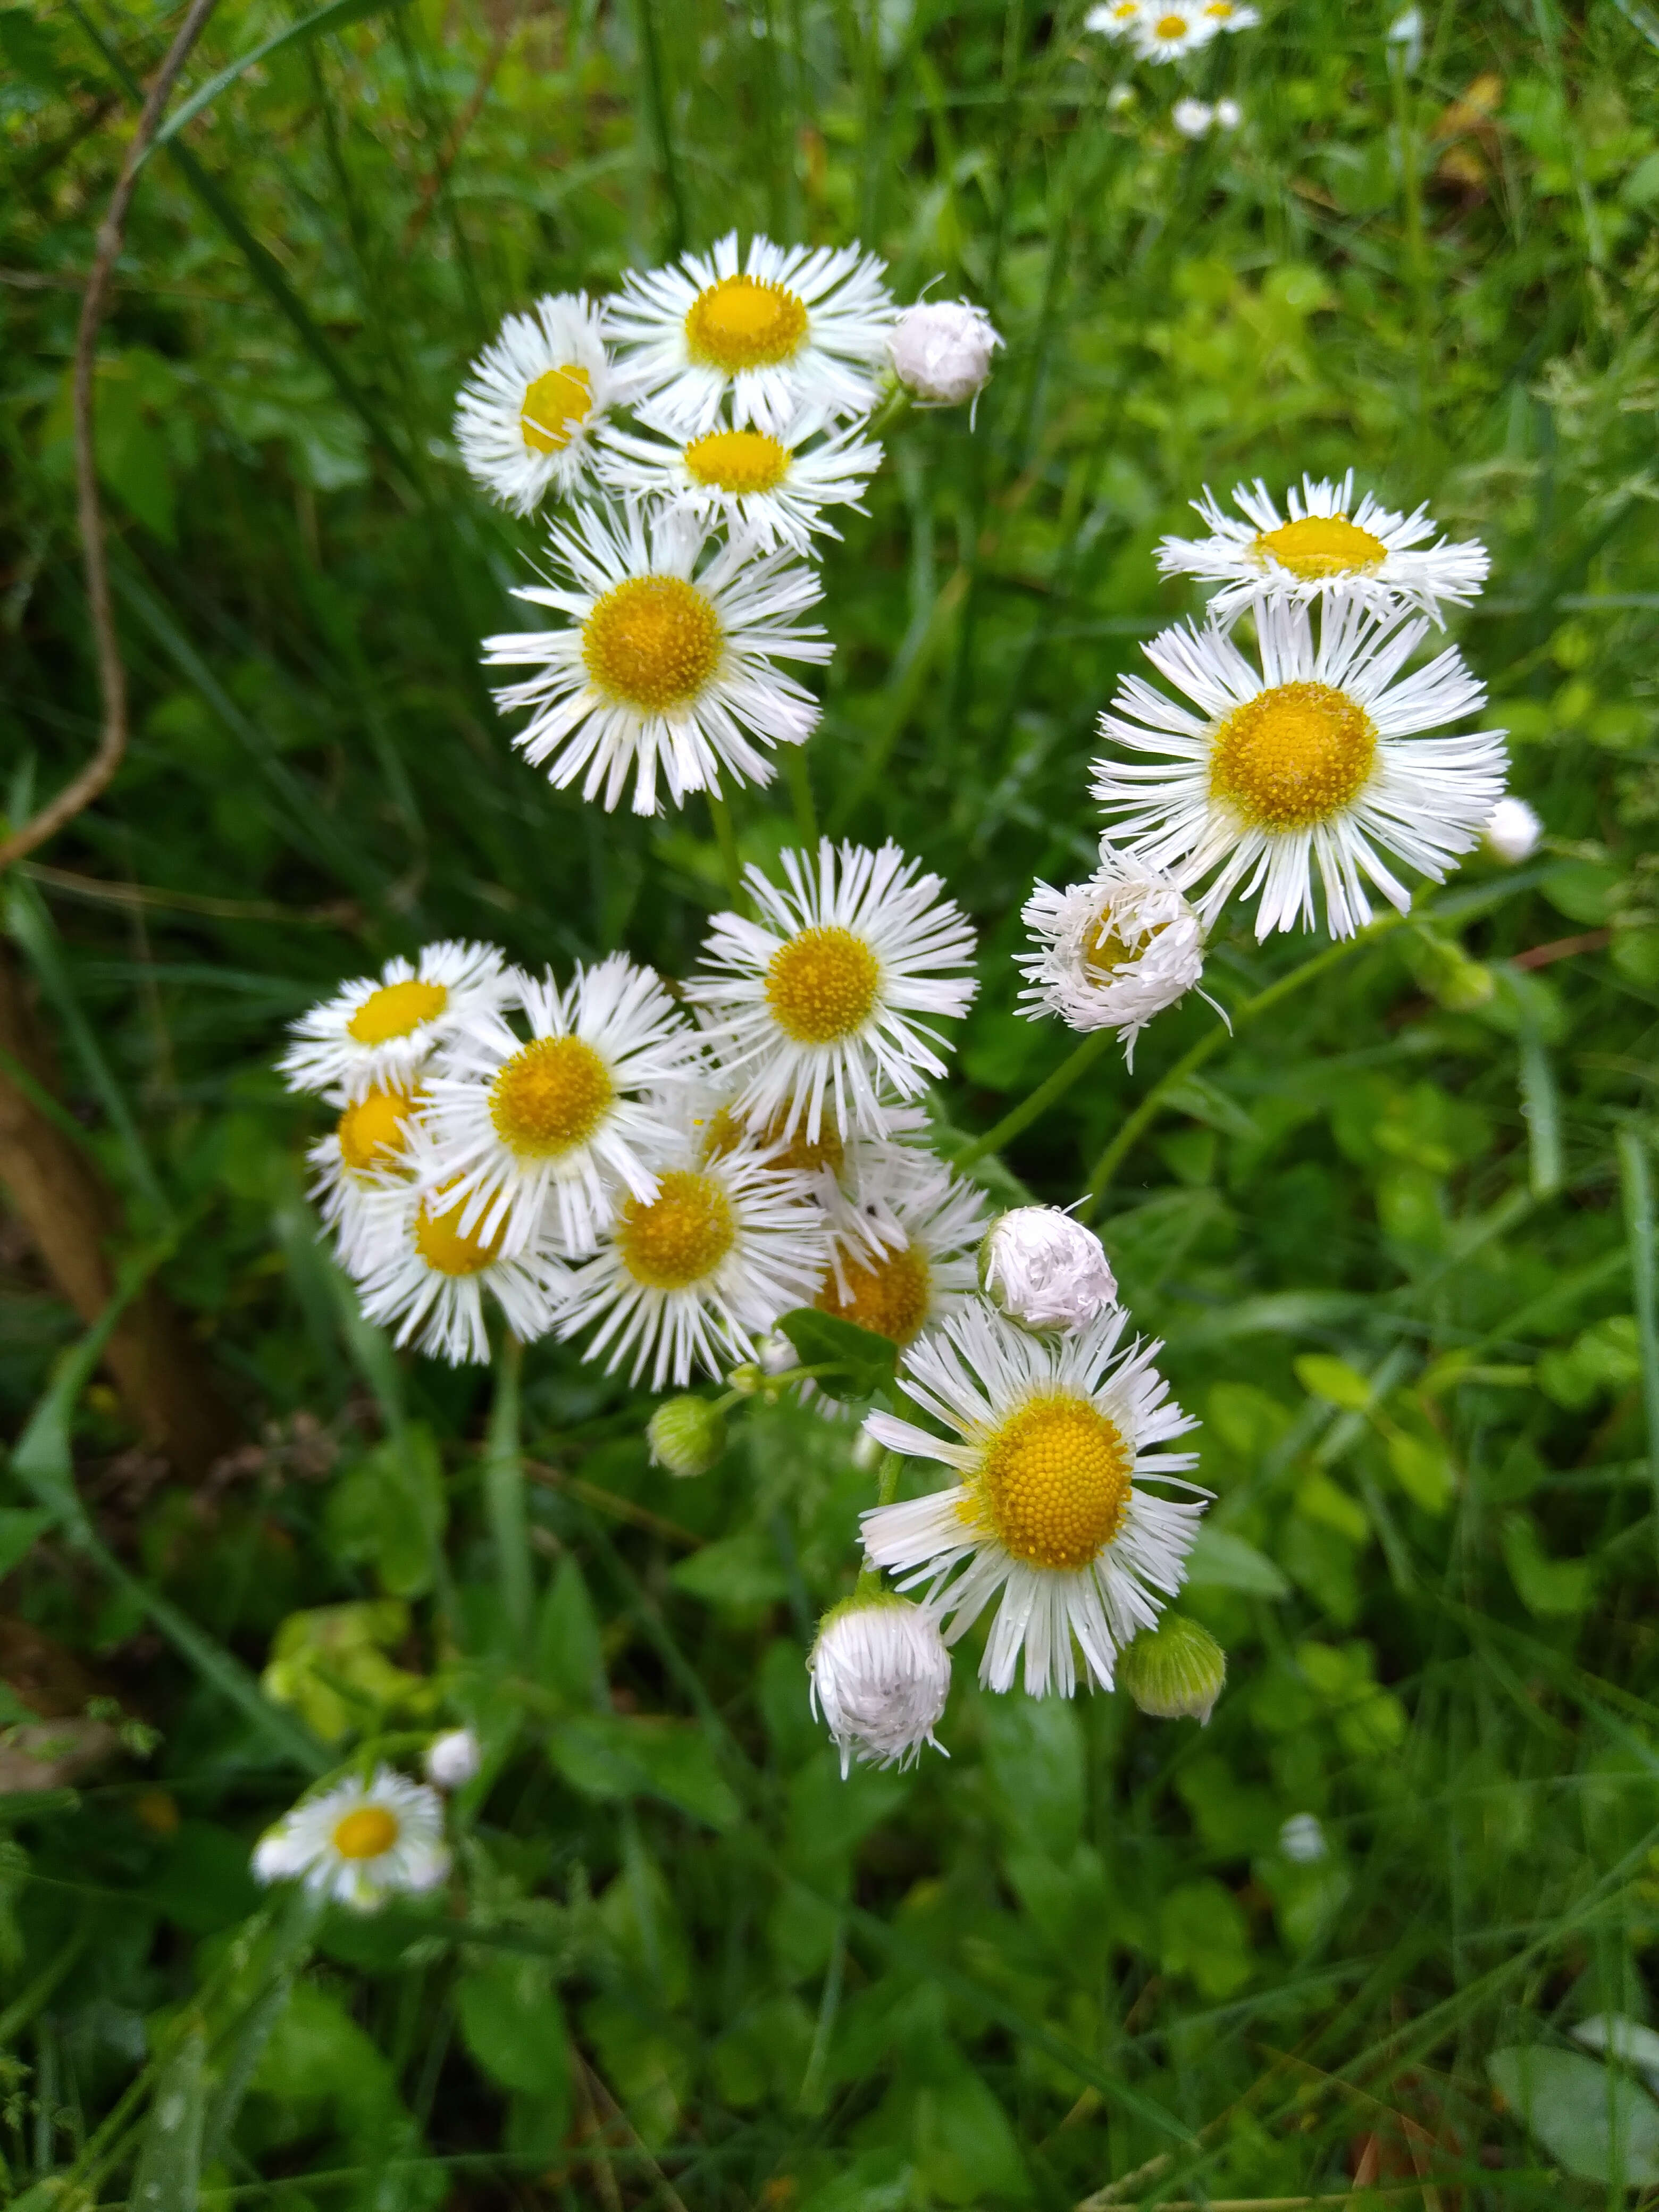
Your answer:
980,1207 -> 1118,1335
1172,97 -> 1242,140
809,1595 -> 951,1778
1484,795 -> 1543,864
890,300 -> 1003,410
425,1727 -> 483,1790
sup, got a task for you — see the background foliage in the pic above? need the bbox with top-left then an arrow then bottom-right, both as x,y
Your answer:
5,0 -> 1659,2202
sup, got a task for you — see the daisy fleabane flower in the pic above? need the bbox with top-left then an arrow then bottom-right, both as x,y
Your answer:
686,840 -> 978,1142
1085,0 -> 1145,39
252,1767 -> 450,1913
484,502 -> 828,816
809,1594 -> 952,1777
861,1304 -> 1205,1698
308,1084 -> 424,1272
1157,472 -> 1490,626
1130,3 -> 1219,60
980,1207 -> 1119,1335
1091,598 -> 1509,940
280,942 -> 509,1102
1018,844 -> 1208,1060
556,1122 -> 828,1390
607,231 -> 895,437
1201,0 -> 1259,28
454,293 -> 629,517
599,408 -> 882,555
814,1149 -> 988,1354
420,955 -> 702,1259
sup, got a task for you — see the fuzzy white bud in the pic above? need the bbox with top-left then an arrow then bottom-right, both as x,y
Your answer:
809,1595 -> 951,1778
425,1728 -> 482,1790
1484,795 -> 1542,864
890,300 -> 1002,408
1279,1811 -> 1329,1863
1214,97 -> 1242,129
1019,844 -> 1208,1065
979,1207 -> 1118,1334
1172,98 -> 1214,138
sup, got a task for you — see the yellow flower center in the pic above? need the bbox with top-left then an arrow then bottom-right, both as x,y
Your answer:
682,428 -> 792,496
1251,514 -> 1388,581
816,1242 -> 931,1346
336,1088 -> 420,1177
1152,13 -> 1189,36
581,576 -> 724,711
618,1169 -> 736,1289
700,1104 -> 845,1176
332,1805 -> 400,1860
765,926 -> 881,1043
520,364 -> 592,454
1210,680 -> 1378,832
1204,2 -> 1234,15
347,978 -> 447,1045
1082,913 -> 1145,978
969,1393 -> 1133,1571
489,1036 -> 614,1159
414,1188 -> 504,1278
683,274 -> 810,373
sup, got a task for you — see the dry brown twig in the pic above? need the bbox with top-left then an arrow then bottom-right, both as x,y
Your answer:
0,0 -> 221,875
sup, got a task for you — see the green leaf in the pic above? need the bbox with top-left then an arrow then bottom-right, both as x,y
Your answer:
145,0 -> 414,161
1184,1526 -> 1290,1598
549,1714 -> 739,1829
457,1954 -> 569,2105
777,1306 -> 900,1396
1159,1879 -> 1252,2000
1489,2045 -> 1659,2185
1385,1431 -> 1454,1515
1293,1354 -> 1373,1411
534,1557 -> 605,1708
668,1528 -> 789,1608
129,2026 -> 206,2212
1501,1511 -> 1594,1618
0,7 -> 66,87
324,1427 -> 446,1599
0,1510 -> 53,1581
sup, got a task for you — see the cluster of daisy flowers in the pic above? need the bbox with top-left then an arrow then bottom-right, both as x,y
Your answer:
1085,0 -> 1256,138
454,233 -> 1001,816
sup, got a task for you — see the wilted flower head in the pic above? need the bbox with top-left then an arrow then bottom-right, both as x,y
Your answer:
981,1207 -> 1118,1334
1484,794 -> 1541,864
889,300 -> 1003,412
425,1728 -> 483,1790
809,1594 -> 952,1777
1018,844 -> 1208,1063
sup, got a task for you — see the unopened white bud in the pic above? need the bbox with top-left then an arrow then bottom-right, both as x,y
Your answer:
1118,1612 -> 1227,1723
890,300 -> 1002,409
647,1395 -> 727,1477
1279,1811 -> 1328,1863
758,1330 -> 798,1377
980,1206 -> 1118,1334
1172,98 -> 1213,139
1484,795 -> 1542,864
809,1595 -> 951,1779
425,1727 -> 482,1790
1214,97 -> 1242,129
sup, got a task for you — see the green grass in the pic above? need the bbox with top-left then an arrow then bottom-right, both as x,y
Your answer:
5,0 -> 1659,2205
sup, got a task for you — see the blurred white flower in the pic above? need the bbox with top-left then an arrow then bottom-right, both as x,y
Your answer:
1132,2 -> 1220,60
981,1206 -> 1118,1334
1485,794 -> 1541,863
253,1768 -> 449,1913
1018,844 -> 1208,1061
809,1595 -> 952,1776
1172,97 -> 1214,138
1202,0 -> 1258,29
1214,96 -> 1243,127
1085,0 -> 1144,39
889,300 -> 1003,412
425,1729 -> 482,1790
1387,5 -> 1423,68
1280,1811 -> 1329,1863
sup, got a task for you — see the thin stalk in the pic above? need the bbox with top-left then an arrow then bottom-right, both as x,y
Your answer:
853,1451 -> 901,1598
783,746 -> 819,847
1617,1129 -> 1659,1577
952,1027 -> 1115,1170
634,0 -> 686,253
484,1330 -> 532,1655
707,789 -> 747,909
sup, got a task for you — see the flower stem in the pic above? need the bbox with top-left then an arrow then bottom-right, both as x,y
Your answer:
853,1450 -> 901,1598
952,1026 -> 1116,1169
864,379 -> 915,442
707,788 -> 747,910
485,1330 -> 532,1655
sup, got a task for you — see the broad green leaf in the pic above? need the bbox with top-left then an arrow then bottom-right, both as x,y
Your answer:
549,1714 -> 739,1830
534,1556 -> 605,1708
1489,2045 -> 1659,2184
1501,1511 -> 1593,1618
668,1527 -> 789,1608
1293,1354 -> 1373,1411
0,1509 -> 53,1581
1159,1879 -> 1252,2000
1386,1430 -> 1454,1515
777,1306 -> 900,1396
129,2026 -> 206,2212
1185,1526 -> 1290,1598
457,1954 -> 569,2105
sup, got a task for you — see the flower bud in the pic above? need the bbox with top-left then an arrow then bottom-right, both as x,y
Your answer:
726,1363 -> 765,1397
979,1206 -> 1118,1334
1118,1612 -> 1227,1723
809,1594 -> 951,1778
1279,1811 -> 1328,1863
1172,98 -> 1214,139
425,1727 -> 482,1790
890,300 -> 1002,409
758,1330 -> 798,1377
646,1395 -> 727,1478
1484,795 -> 1542,865
1409,930 -> 1494,1012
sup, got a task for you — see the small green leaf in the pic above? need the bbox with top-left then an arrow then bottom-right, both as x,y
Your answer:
457,1954 -> 569,2105
1501,1511 -> 1593,1618
0,1510 -> 53,1581
1489,2045 -> 1659,2185
1184,1527 -> 1289,1599
1293,1354 -> 1373,1411
777,1306 -> 899,1396
129,2026 -> 206,2212
1386,1431 -> 1454,1515
549,1714 -> 740,1830
668,1528 -> 789,1608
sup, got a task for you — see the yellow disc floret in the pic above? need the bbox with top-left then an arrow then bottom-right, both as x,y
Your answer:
1151,12 -> 1189,37
521,364 -> 592,454
1210,680 -> 1377,832
1252,514 -> 1388,582
414,1189 -> 504,1278
582,576 -> 724,711
682,428 -> 792,496
347,978 -> 447,1045
971,1393 -> 1133,1571
618,1169 -> 735,1290
337,1088 -> 420,1177
489,1037 -> 615,1159
765,926 -> 881,1043
684,274 -> 809,373
816,1241 -> 931,1346
332,1805 -> 399,1860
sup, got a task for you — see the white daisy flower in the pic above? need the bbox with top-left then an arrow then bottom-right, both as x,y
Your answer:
307,1083 -> 424,1271
1084,0 -> 1145,38
279,941 -> 509,1103
861,1304 -> 1205,1698
1201,0 -> 1259,28
1130,3 -> 1220,60
454,292 -> 629,517
556,1127 -> 828,1390
814,1148 -> 988,1353
347,1170 -> 569,1365
606,230 -> 895,438
252,1766 -> 450,1913
484,501 -> 828,816
419,954 -> 701,1260
980,1206 -> 1119,1335
598,408 -> 882,555
1018,843 -> 1208,1059
685,840 -> 978,1143
1157,472 -> 1490,625
1091,598 -> 1510,940
809,1594 -> 952,1778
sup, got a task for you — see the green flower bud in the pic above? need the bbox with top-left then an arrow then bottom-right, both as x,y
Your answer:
1118,1612 -> 1226,1724
646,1396 -> 727,1478
1408,929 -> 1494,1012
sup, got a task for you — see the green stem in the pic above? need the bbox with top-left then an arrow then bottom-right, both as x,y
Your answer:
853,1452 -> 901,1598
1078,912 -> 1410,1221
953,1027 -> 1115,1169
783,745 -> 819,847
707,788 -> 746,910
633,0 -> 686,253
484,1331 -> 532,1655
863,378 -> 915,442
1617,1129 -> 1659,1577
